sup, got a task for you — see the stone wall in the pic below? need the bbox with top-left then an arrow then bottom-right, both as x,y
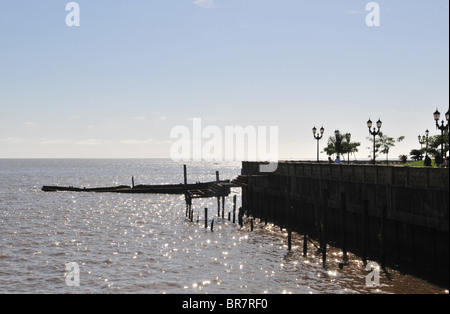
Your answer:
241,161 -> 449,287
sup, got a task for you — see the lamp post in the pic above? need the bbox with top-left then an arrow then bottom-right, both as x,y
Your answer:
418,129 -> 429,158
313,126 -> 325,162
433,108 -> 449,158
345,133 -> 351,164
367,118 -> 382,165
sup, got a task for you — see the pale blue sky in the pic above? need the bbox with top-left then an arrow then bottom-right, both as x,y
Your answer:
0,0 -> 448,159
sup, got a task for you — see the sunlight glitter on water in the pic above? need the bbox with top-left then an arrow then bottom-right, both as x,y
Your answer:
0,159 -> 447,294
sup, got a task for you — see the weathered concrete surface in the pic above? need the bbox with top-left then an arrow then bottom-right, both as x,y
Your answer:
242,161 -> 449,287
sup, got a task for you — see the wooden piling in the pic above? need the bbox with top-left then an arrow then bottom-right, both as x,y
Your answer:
380,205 -> 387,268
205,208 -> 208,229
132,176 -> 135,188
266,189 -> 273,225
246,177 -> 251,218
341,192 -> 348,261
238,207 -> 243,228
321,190 -> 328,267
217,197 -> 221,217
263,188 -> 268,226
279,196 -> 283,231
288,229 -> 292,251
314,192 -> 321,244
184,165 -> 189,219
216,171 -> 220,217
233,195 -> 236,224
363,199 -> 369,263
322,225 -> 327,267
211,219 -> 214,232
250,218 -> 254,231
286,190 -> 292,251
222,196 -> 225,219
303,234 -> 308,256
186,195 -> 192,219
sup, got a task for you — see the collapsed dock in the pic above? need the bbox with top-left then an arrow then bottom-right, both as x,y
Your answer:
41,165 -> 235,198
41,181 -> 232,196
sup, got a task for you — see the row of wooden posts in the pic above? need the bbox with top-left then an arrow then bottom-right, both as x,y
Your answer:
185,194 -> 252,232
184,190 -> 338,269
245,181 -> 385,269
182,166 -> 373,269
184,167 -> 245,232
183,192 -> 373,270
184,191 -> 335,269
182,173 -> 331,269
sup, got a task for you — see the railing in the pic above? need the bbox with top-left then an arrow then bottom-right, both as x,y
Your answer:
242,161 -> 449,189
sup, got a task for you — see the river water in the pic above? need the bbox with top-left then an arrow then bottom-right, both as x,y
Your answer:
0,159 -> 447,294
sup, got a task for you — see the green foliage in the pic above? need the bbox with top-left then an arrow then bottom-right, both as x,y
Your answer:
409,149 -> 425,161
399,154 -> 408,163
323,130 -> 361,161
406,160 -> 437,167
424,131 -> 449,157
367,132 -> 405,162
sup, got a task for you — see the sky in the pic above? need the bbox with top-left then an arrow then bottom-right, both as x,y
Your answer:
0,0 -> 449,160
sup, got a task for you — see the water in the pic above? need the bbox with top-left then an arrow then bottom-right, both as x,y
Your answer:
0,159 -> 447,294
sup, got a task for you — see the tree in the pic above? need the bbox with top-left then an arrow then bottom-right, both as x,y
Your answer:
379,134 -> 405,163
367,132 -> 405,163
410,149 -> 424,161
399,154 -> 408,164
426,132 -> 449,157
323,130 -> 361,161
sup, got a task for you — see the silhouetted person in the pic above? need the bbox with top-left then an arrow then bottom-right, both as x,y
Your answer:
435,154 -> 442,168
424,154 -> 432,167
441,156 -> 449,168
335,156 -> 341,164
328,157 -> 333,164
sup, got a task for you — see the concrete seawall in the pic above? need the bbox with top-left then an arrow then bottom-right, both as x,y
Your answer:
241,161 -> 449,287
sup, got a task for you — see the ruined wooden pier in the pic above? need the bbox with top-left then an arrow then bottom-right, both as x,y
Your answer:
42,165 -> 234,198
42,180 -> 232,196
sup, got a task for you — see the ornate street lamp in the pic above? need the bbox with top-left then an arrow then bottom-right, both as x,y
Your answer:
345,133 -> 351,164
434,108 -> 449,158
367,118 -> 382,164
313,126 -> 325,162
418,129 -> 429,156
